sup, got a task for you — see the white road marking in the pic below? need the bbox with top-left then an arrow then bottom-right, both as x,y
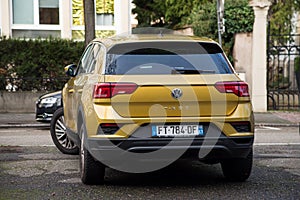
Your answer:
255,126 -> 281,131
254,143 -> 300,146
0,129 -> 24,133
23,145 -> 55,147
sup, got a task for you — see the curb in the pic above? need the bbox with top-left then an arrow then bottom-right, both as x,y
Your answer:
0,124 -> 50,129
255,123 -> 300,128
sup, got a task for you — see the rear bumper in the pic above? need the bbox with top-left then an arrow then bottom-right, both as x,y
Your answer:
87,135 -> 253,162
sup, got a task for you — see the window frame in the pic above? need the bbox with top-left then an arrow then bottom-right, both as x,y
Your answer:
11,0 -> 62,31
39,0 -> 60,25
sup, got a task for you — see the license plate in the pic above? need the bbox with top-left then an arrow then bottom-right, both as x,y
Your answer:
152,125 -> 204,137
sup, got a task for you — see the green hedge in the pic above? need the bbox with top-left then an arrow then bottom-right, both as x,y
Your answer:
0,37 -> 84,91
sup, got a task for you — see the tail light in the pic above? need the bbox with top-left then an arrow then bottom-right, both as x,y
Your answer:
93,83 -> 137,99
215,81 -> 249,97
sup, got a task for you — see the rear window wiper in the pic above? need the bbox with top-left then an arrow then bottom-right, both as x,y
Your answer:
172,69 -> 216,74
198,70 -> 216,74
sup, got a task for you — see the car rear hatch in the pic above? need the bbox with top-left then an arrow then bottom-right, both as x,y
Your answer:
93,41 -> 249,118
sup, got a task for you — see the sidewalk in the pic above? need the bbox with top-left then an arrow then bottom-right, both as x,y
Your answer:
255,112 -> 300,127
0,112 -> 299,128
0,113 -> 49,128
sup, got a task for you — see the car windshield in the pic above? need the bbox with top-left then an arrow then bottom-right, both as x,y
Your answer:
105,42 -> 233,75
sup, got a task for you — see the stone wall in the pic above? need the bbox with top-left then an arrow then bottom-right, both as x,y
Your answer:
0,91 -> 44,113
233,32 -> 253,85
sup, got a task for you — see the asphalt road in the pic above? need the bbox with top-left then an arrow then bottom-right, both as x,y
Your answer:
0,127 -> 299,199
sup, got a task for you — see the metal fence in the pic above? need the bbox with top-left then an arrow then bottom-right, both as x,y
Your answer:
0,76 -> 68,92
267,34 -> 300,110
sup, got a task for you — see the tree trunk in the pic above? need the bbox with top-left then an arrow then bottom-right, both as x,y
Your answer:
84,0 -> 95,46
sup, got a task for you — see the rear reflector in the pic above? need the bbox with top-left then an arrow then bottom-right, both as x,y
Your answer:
230,122 -> 251,132
97,123 -> 121,135
215,81 -> 249,97
93,83 -> 137,99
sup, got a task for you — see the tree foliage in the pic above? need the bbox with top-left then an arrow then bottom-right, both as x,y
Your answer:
132,0 -> 300,37
186,0 -> 254,62
132,0 -> 254,62
96,0 -> 114,14
132,0 -> 166,27
188,0 -> 254,39
72,0 -> 84,25
132,0 -> 199,28
164,0 -> 200,28
269,0 -> 300,35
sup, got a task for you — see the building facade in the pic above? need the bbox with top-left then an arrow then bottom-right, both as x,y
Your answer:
0,0 -> 131,39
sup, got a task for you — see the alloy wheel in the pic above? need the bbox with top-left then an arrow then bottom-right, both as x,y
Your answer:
54,115 -> 77,149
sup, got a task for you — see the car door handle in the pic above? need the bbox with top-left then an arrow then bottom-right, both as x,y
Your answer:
68,89 -> 74,93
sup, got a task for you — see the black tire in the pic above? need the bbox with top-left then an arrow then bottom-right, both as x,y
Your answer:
221,149 -> 253,182
79,123 -> 105,185
50,108 -> 79,155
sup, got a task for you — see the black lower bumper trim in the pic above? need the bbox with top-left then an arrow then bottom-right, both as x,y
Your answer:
87,136 -> 254,161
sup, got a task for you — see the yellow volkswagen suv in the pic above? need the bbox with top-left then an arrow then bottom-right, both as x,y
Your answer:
63,34 -> 254,185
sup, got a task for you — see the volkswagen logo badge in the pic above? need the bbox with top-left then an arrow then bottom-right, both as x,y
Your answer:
171,88 -> 183,99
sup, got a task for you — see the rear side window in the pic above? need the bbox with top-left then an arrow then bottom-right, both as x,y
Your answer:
105,42 -> 233,75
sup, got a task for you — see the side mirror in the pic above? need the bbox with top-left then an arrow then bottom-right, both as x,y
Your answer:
64,64 -> 77,77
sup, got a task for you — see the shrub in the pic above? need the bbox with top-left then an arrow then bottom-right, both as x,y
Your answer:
0,37 -> 84,91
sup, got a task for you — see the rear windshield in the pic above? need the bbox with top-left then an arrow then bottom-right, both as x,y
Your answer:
105,42 -> 233,75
